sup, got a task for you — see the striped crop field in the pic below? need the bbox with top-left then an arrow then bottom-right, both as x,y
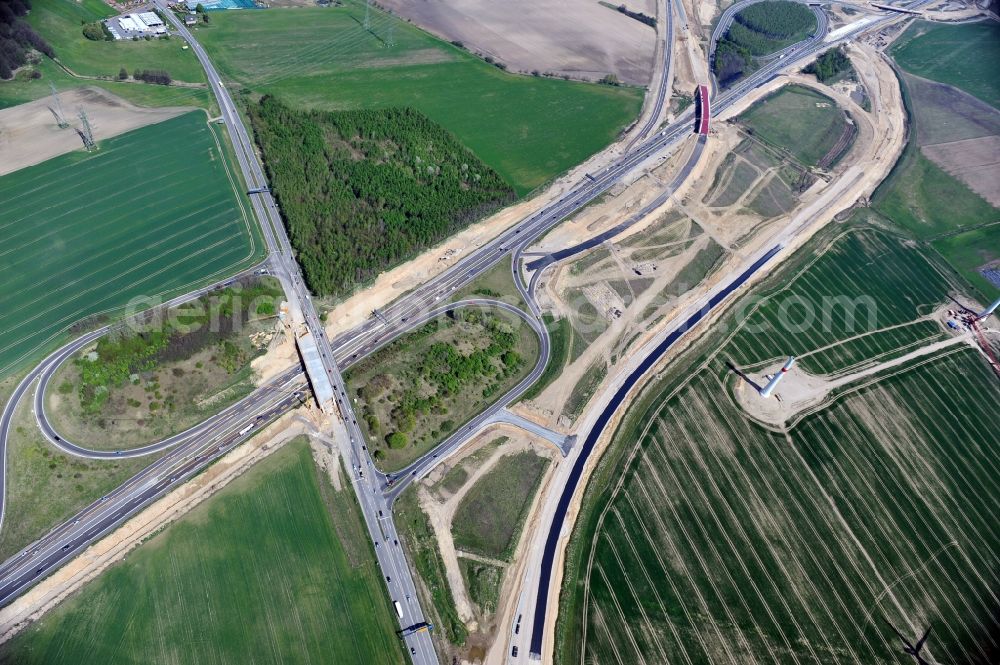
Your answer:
557,219 -> 1000,664
725,226 -> 952,375
0,112 -> 262,377
0,439 -> 406,665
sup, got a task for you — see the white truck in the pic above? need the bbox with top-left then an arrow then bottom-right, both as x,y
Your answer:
394,601 -> 404,619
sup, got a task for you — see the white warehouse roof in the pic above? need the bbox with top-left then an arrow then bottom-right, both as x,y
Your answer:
119,16 -> 149,32
138,11 -> 164,26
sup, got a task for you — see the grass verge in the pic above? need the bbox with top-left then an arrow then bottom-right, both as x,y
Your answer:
395,486 -> 468,646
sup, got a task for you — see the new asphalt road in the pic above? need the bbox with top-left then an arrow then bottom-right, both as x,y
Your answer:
0,2 -> 925,662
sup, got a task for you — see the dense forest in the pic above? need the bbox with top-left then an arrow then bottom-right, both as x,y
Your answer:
803,46 -> 852,83
713,1 -> 816,87
248,96 -> 516,298
0,0 -> 53,80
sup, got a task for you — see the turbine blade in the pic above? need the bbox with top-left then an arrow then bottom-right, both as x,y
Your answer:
915,624 -> 932,651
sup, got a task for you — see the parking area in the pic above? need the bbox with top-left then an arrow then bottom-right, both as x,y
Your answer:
105,10 -> 167,40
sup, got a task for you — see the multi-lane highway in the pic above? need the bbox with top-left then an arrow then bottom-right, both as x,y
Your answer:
0,370 -> 303,605
624,0 -> 674,152
0,263 -> 269,533
507,4 -> 936,661
151,5 -> 439,662
0,1 -> 929,662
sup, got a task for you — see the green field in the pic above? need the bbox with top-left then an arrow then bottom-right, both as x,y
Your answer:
871,38 -> 1000,300
740,84 -> 855,168
871,71 -> 998,242
561,349 -> 1000,665
0,56 -> 214,111
25,0 -> 207,84
0,111 -> 262,378
556,218 -> 1000,665
198,3 -> 642,194
726,224 -> 952,374
451,450 -> 549,561
891,20 -> 1000,109
931,223 -> 1000,300
0,438 -> 406,665
873,147 -> 997,240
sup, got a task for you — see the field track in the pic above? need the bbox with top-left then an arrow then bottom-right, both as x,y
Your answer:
561,225 -> 1000,664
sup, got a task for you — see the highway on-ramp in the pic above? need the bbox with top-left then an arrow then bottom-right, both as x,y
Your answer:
0,2 -> 925,662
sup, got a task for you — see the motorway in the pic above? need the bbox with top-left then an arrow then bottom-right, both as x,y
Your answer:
509,3 -> 934,662
151,5 -> 441,662
525,135 -> 706,273
0,262 -> 268,531
624,0 -> 674,153
0,369 -> 303,606
0,1 -> 927,662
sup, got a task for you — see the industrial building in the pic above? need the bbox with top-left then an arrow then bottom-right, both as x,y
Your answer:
105,11 -> 168,40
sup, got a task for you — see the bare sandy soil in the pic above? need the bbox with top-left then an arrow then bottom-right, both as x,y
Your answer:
735,334 -> 975,426
504,42 -> 911,662
0,87 -> 191,176
376,0 -> 657,85
412,424 -> 560,660
250,324 -> 298,386
672,0 -> 710,96
319,102 -> 656,340
0,408 -> 310,644
922,135 -> 1000,206
921,0 -> 994,21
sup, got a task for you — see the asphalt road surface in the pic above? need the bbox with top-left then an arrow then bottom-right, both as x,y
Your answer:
0,2 -> 927,662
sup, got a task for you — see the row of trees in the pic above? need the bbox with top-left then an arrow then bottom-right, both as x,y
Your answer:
133,68 -> 171,85
0,0 -> 53,80
248,95 -> 516,298
803,46 -> 852,83
615,4 -> 656,28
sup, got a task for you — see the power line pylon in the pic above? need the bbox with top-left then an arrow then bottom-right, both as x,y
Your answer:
49,81 -> 68,128
387,23 -> 394,47
78,108 -> 96,151
363,0 -> 371,30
